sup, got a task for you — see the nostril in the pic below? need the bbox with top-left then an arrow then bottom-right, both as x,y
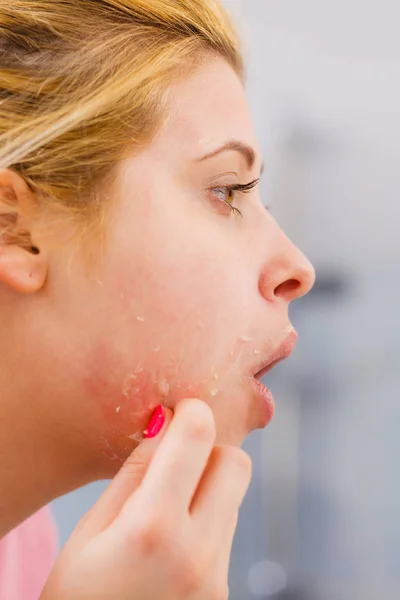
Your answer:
274,279 -> 301,299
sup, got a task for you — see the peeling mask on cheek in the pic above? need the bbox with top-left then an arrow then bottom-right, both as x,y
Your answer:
83,340 -> 181,461
218,333 -> 263,387
113,364 -> 192,435
117,359 -> 226,426
91,327 -> 261,460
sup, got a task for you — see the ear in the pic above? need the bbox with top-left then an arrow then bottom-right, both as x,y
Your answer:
0,169 -> 47,294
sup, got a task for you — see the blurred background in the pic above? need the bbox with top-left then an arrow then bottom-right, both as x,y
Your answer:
52,1 -> 400,598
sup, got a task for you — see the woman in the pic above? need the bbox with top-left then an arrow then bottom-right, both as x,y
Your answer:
0,0 -> 315,598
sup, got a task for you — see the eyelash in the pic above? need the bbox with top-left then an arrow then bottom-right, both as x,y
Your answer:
210,178 -> 260,217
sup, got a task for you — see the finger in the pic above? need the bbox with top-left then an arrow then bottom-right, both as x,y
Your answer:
76,405 -> 173,536
130,398 -> 217,515
190,445 -> 252,544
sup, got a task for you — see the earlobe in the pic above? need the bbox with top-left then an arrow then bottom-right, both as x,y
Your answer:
0,169 -> 48,294
0,245 -> 47,293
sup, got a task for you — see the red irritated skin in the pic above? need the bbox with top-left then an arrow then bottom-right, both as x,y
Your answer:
9,57 -> 315,480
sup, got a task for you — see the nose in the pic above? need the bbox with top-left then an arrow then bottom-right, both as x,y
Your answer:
258,230 -> 316,304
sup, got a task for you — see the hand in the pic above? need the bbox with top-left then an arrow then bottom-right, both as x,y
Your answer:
41,398 -> 252,600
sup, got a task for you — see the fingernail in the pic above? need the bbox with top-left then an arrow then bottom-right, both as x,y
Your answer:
144,405 -> 165,438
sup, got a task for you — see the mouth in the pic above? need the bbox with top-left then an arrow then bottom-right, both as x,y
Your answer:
253,329 -> 298,380
250,329 -> 298,427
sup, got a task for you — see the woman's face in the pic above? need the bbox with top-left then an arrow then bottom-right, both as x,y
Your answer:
31,57 -> 315,470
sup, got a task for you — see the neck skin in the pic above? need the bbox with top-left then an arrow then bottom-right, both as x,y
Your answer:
0,171 -> 117,537
0,358 -> 102,538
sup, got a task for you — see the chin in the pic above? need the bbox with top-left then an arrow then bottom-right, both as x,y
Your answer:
213,411 -> 253,448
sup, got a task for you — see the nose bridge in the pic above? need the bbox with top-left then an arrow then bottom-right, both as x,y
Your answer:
258,221 -> 316,303
283,228 -> 315,281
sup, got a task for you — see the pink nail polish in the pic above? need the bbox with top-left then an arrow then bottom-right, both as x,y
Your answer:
144,405 -> 165,438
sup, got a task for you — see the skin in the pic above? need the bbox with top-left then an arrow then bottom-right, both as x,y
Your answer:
0,56 -> 315,536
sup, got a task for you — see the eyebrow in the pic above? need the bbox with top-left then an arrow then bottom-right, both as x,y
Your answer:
197,140 -> 265,174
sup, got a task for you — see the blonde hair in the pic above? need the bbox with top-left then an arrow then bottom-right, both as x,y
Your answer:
0,0 -> 242,245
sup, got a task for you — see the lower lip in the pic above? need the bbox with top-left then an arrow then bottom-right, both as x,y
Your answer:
250,377 -> 275,428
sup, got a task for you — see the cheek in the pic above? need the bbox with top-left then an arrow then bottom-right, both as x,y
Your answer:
81,238 -> 256,458
118,248 -> 249,338
111,259 -> 223,364
78,315 -> 258,464
80,338 -> 207,457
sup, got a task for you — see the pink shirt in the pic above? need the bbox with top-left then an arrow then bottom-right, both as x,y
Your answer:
0,507 -> 58,600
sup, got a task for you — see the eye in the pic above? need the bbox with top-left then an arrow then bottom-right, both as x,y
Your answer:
210,178 -> 260,218
212,187 -> 241,215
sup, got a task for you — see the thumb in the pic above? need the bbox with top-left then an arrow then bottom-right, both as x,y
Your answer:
77,405 -> 173,537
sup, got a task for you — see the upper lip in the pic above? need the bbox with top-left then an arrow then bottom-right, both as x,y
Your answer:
253,329 -> 298,379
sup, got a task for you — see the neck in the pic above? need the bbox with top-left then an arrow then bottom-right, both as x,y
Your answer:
0,375 -> 99,538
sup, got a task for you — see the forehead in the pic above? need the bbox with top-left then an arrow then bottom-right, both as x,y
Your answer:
154,57 -> 260,161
